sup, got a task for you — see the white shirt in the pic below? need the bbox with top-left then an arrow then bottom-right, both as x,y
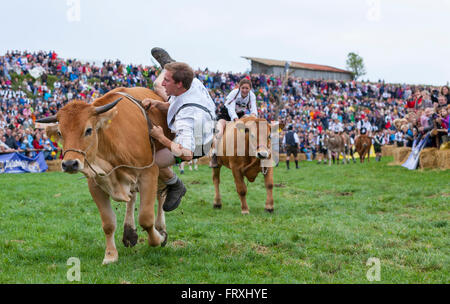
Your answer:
330,121 -> 344,133
357,120 -> 372,131
225,89 -> 257,121
167,78 -> 216,153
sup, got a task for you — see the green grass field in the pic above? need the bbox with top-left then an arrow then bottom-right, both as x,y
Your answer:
0,157 -> 449,284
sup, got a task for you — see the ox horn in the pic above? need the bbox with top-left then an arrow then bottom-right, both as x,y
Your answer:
35,115 -> 58,123
95,97 -> 123,114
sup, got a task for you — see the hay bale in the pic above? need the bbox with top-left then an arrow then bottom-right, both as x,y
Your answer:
281,153 -> 307,161
393,147 -> 411,165
46,160 -> 62,172
440,142 -> 450,150
419,148 -> 438,169
437,149 -> 450,170
382,145 -> 395,157
196,156 -> 210,166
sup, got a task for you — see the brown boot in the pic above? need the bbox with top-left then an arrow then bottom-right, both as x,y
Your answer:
163,175 -> 186,212
151,47 -> 175,68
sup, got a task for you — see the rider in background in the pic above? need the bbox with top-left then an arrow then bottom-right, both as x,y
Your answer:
210,78 -> 258,168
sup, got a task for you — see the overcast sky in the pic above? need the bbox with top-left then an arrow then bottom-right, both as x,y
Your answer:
1,0 -> 449,85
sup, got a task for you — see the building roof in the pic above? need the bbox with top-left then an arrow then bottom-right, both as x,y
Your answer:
242,56 -> 352,74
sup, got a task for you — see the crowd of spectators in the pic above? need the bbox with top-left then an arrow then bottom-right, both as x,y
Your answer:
197,69 -> 449,157
1,50 -> 449,161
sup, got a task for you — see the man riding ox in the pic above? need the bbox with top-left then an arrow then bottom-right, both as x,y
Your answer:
323,130 -> 350,165
142,48 -> 216,213
212,116 -> 277,214
37,87 -> 172,265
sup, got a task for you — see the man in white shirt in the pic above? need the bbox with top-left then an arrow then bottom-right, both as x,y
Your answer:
330,118 -> 344,134
143,53 -> 216,212
357,115 -> 372,136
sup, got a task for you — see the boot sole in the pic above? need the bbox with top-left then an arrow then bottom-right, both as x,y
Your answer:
163,187 -> 187,212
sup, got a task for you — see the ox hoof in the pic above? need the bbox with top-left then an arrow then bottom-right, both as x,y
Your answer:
213,204 -> 222,209
102,257 -> 118,265
265,208 -> 274,213
241,210 -> 250,215
102,252 -> 118,265
122,226 -> 138,248
159,230 -> 168,247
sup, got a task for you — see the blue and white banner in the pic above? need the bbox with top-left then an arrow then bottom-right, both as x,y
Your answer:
0,152 -> 48,174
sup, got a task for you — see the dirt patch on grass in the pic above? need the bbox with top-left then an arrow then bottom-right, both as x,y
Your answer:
321,190 -> 354,197
274,183 -> 286,188
282,258 -> 312,267
251,244 -> 270,255
426,192 -> 450,199
337,192 -> 353,196
225,243 -> 242,254
170,240 -> 187,248
9,240 -> 25,244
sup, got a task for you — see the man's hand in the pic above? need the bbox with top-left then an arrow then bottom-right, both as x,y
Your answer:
149,125 -> 165,141
142,98 -> 161,110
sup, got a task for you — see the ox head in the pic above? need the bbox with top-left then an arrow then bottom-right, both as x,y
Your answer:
240,118 -> 275,160
37,98 -> 122,174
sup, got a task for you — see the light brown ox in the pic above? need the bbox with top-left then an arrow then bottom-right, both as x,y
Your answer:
323,131 -> 350,165
39,87 -> 174,265
355,135 -> 372,163
213,116 -> 276,214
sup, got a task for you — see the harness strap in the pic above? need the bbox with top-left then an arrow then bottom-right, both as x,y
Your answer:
114,92 -> 154,132
170,103 -> 215,126
226,88 -> 241,106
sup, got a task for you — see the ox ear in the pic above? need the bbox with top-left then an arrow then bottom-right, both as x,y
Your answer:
95,108 -> 118,130
45,125 -> 61,142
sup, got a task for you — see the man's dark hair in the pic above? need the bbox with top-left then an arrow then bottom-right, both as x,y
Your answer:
164,62 -> 194,90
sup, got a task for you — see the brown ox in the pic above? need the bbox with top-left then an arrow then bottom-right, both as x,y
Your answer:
324,132 -> 350,165
355,135 -> 372,163
212,116 -> 275,214
38,87 -> 174,265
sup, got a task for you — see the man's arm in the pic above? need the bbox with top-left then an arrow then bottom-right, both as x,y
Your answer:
225,91 -> 239,121
150,126 -> 193,161
249,92 -> 258,117
150,110 -> 198,162
142,98 -> 170,114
